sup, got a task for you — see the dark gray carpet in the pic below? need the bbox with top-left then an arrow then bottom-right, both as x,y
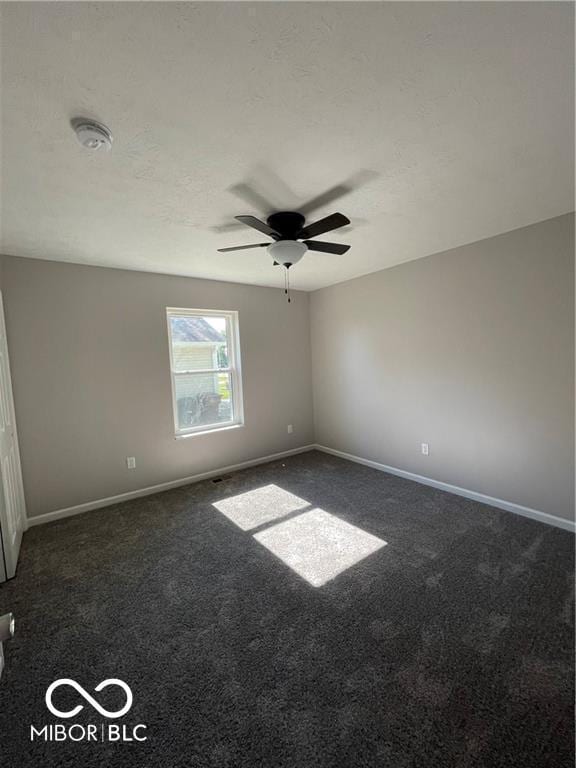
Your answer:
0,450 -> 573,767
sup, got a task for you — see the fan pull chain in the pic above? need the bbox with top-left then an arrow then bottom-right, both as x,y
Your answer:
281,267 -> 293,304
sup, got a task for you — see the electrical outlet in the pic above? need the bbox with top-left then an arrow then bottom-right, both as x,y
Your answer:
421,443 -> 429,456
126,456 -> 136,469
287,424 -> 293,434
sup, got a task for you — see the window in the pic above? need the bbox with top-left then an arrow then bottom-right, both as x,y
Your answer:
166,308 -> 243,437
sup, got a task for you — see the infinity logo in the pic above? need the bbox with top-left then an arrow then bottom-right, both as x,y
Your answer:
45,679 -> 133,719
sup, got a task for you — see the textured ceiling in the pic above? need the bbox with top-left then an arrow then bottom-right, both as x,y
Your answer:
1,2 -> 573,291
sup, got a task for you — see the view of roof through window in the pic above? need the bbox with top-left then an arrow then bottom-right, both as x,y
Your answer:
169,315 -> 226,343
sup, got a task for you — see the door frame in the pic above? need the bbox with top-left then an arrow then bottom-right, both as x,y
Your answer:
0,290 -> 27,580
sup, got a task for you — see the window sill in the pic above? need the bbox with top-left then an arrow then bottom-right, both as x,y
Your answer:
175,423 -> 244,440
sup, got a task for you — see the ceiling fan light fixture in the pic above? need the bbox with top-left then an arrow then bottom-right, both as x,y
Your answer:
267,240 -> 308,267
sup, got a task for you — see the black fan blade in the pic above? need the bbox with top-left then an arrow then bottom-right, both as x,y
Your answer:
235,215 -> 279,238
229,183 -> 275,215
217,243 -> 270,252
298,213 -> 350,240
211,222 -> 245,233
299,185 -> 351,217
304,240 -> 350,255
299,171 -> 379,216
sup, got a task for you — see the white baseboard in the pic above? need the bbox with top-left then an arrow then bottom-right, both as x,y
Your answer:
27,442 -> 575,534
27,444 -> 316,527
314,444 -> 575,533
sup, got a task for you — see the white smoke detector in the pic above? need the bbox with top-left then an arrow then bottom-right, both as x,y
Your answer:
72,118 -> 113,151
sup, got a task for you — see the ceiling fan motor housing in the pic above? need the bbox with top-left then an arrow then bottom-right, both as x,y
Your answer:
266,211 -> 305,239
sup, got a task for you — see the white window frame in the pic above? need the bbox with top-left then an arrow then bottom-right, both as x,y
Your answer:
166,307 -> 244,438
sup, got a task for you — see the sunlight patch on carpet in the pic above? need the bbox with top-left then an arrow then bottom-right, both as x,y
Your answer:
212,484 -> 310,531
253,508 -> 387,587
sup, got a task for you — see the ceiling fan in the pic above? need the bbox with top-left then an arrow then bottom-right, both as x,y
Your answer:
217,211 -> 351,269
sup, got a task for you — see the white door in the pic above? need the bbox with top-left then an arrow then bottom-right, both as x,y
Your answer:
0,292 -> 26,580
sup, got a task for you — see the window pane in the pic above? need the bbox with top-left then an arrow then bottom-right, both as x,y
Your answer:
175,372 -> 233,430
169,315 -> 228,372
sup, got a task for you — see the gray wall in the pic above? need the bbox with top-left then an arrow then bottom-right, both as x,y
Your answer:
1,258 -> 314,517
2,214 -> 573,523
310,214 -> 574,521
